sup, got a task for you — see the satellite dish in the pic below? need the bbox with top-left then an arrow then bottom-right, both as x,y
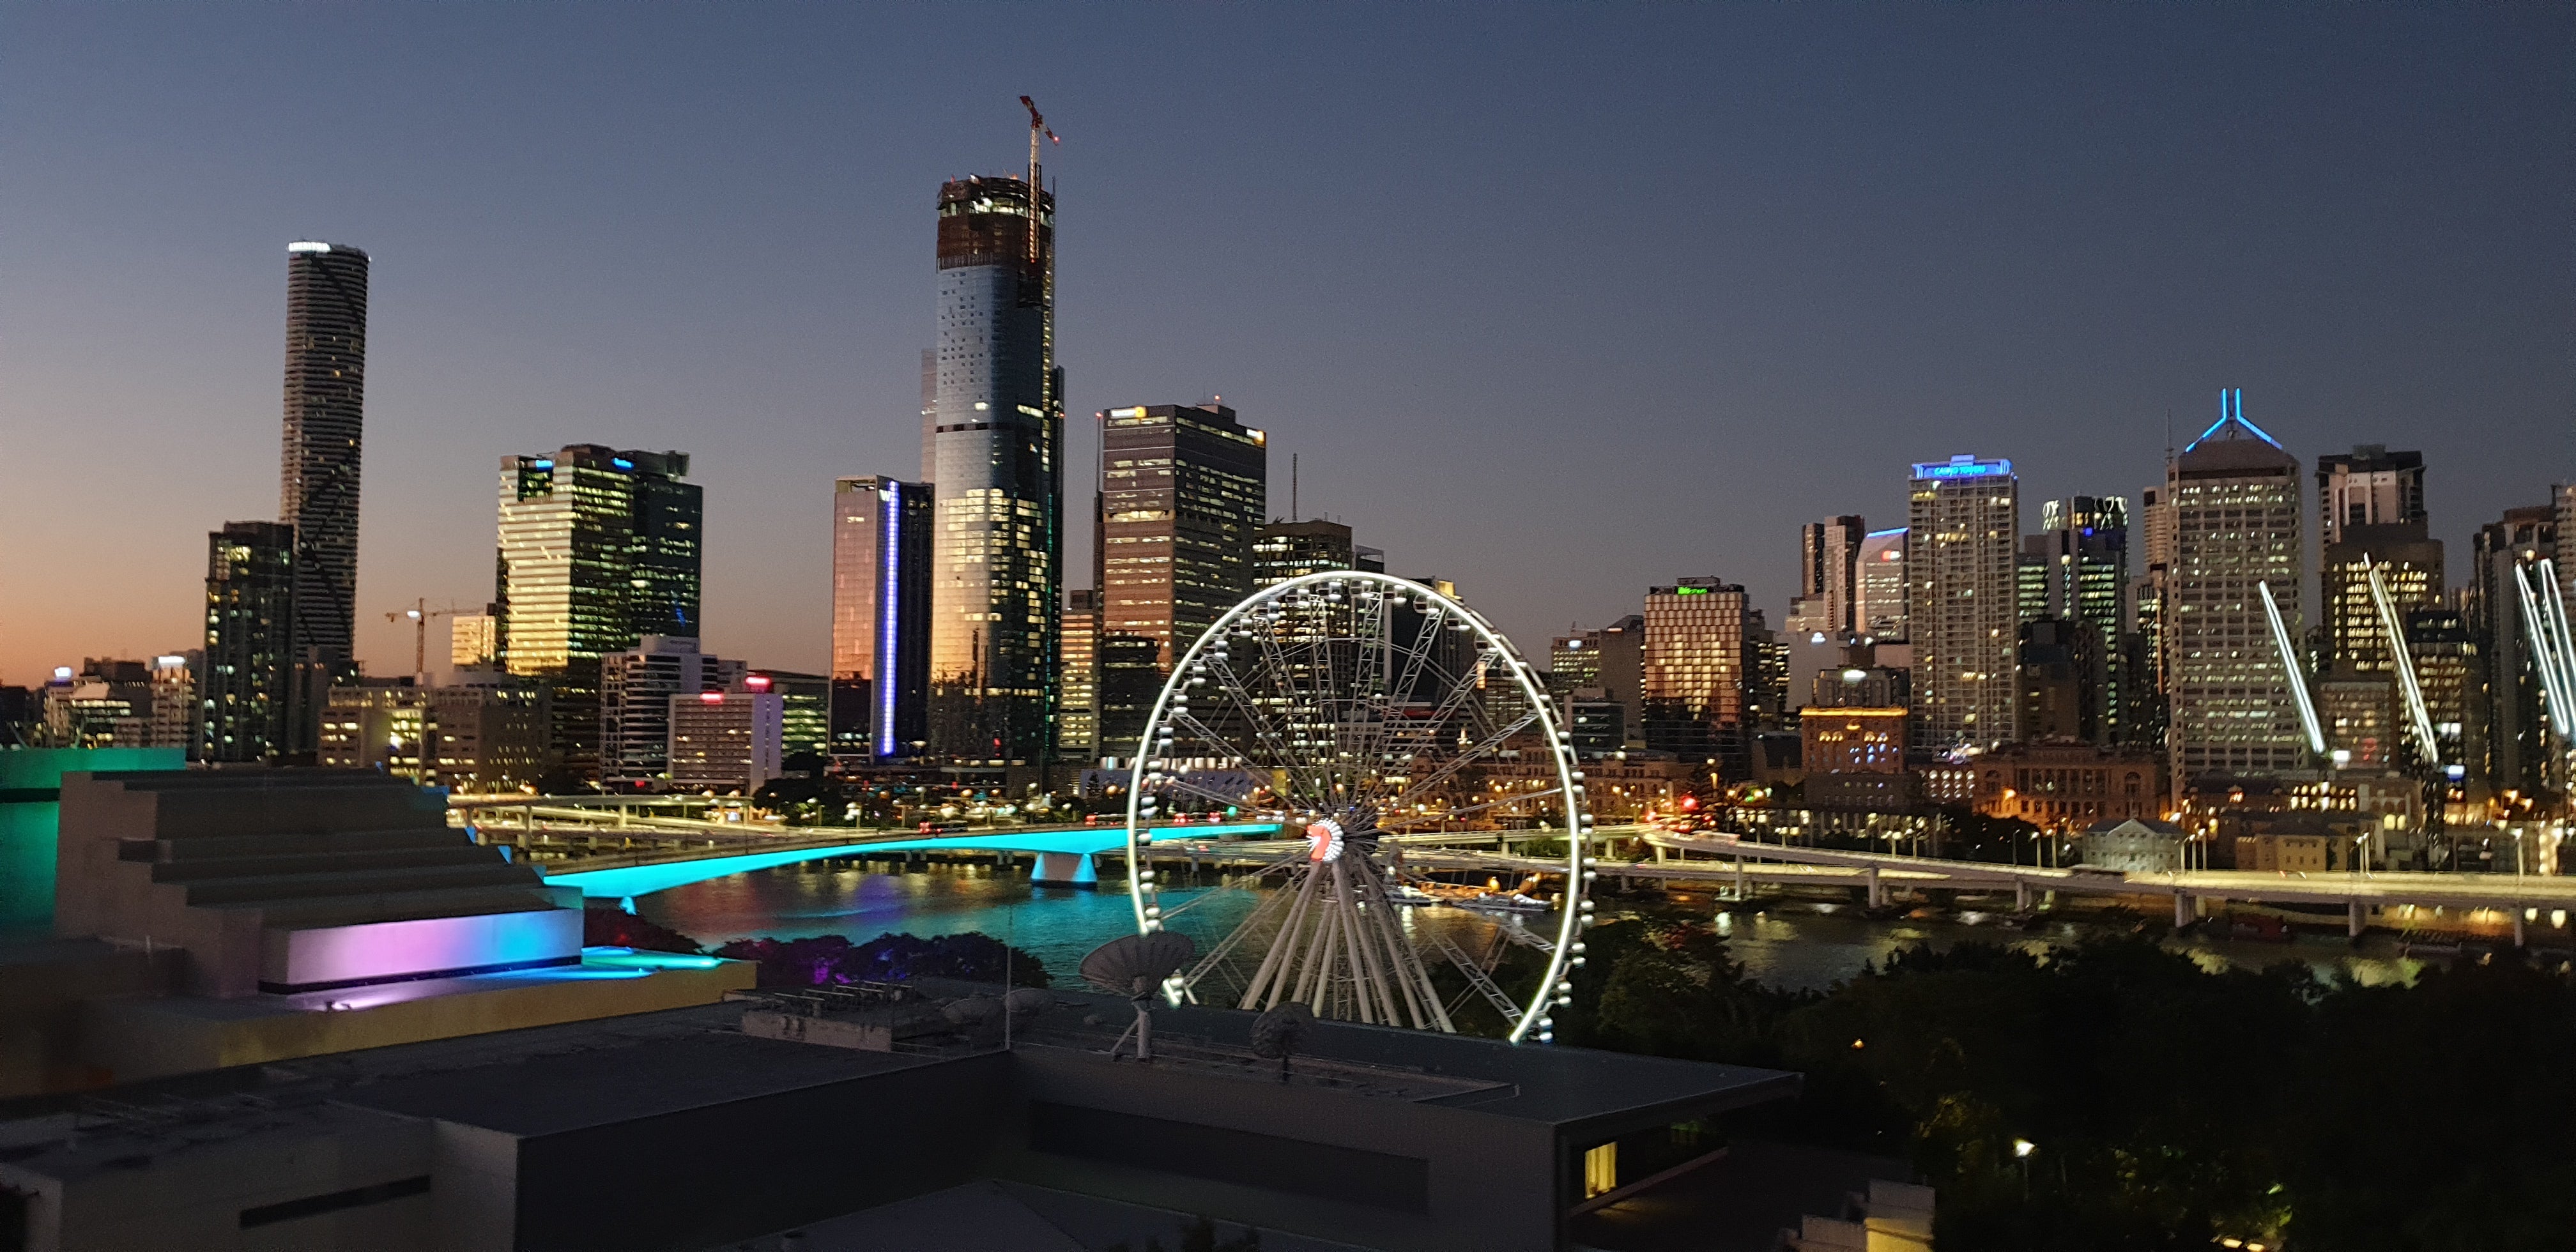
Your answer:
1079,931 -> 1197,1000
1080,931 -> 1197,1062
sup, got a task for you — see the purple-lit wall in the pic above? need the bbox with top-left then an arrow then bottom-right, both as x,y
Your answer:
260,908 -> 583,991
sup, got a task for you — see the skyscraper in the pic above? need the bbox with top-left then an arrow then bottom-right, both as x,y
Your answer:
1550,616 -> 1645,744
1642,579 -> 1750,768
1792,515 -> 1867,638
1854,528 -> 1909,641
830,477 -> 933,760
2317,447 -> 2441,676
1253,519 -> 1384,586
2471,506 -> 2557,800
200,521 -> 296,763
495,445 -> 702,779
2020,496 -> 2133,743
926,154 -> 1063,768
2161,391 -> 2309,786
1906,455 -> 2020,750
279,241 -> 368,754
1058,589 -> 1100,762
1095,403 -> 1268,666
599,636 -> 740,788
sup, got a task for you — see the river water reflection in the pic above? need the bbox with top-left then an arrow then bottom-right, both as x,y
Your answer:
638,864 -> 2435,995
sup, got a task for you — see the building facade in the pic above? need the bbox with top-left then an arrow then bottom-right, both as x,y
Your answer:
2020,496 -> 2132,742
2161,392 -> 2310,787
668,689 -> 786,793
598,636 -> 742,788
2470,506 -> 2557,800
926,171 -> 1063,767
495,445 -> 702,780
201,520 -> 297,763
1252,519 -> 1384,586
318,680 -> 549,791
449,611 -> 498,669
829,476 -> 933,761
1906,456 -> 2020,750
279,241 -> 369,755
1059,588 -> 1100,762
1973,742 -> 2165,832
1643,580 -> 1749,767
746,670 -> 829,761
1550,616 -> 1644,745
1094,403 -> 1267,667
1855,528 -> 1910,641
1792,515 -> 1867,639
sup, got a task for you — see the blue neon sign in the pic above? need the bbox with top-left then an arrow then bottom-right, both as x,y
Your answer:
1910,455 -> 2012,480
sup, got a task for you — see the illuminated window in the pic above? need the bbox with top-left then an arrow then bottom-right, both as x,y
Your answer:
1584,1141 -> 1618,1198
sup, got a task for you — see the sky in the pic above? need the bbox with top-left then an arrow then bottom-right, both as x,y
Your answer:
3,4 -> 2569,687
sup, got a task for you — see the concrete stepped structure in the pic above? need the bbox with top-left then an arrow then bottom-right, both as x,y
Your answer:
55,770 -> 581,996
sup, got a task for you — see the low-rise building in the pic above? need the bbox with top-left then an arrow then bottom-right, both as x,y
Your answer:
319,678 -> 549,792
1973,742 -> 2164,832
2080,817 -> 2186,873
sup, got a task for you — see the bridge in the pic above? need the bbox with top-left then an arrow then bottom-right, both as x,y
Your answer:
511,811 -> 2575,946
539,821 -> 1285,904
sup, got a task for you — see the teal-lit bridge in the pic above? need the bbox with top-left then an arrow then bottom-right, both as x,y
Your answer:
540,821 -> 1285,902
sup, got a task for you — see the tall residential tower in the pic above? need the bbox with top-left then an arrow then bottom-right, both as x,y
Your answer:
280,241 -> 369,752
1907,456 -> 2021,750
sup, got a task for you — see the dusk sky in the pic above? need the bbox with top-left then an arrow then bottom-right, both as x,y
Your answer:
3,4 -> 2568,687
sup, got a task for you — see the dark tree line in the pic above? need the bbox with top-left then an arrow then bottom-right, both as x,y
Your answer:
1556,918 -> 2576,1251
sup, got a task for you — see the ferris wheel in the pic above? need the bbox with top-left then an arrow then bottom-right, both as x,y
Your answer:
1120,570 -> 1593,1044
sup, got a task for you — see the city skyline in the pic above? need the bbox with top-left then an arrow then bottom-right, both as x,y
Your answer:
5,6 -> 2572,687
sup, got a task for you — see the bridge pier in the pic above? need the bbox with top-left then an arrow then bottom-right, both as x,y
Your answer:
1866,866 -> 1884,910
2014,880 -> 2030,913
1034,852 -> 1098,888
2174,892 -> 2193,930
2347,900 -> 2365,941
1733,857 -> 1747,902
2514,909 -> 2527,949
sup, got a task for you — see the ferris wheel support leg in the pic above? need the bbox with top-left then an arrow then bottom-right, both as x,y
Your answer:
1241,866 -> 1319,1011
1291,870 -> 1340,1009
1342,861 -> 1404,1027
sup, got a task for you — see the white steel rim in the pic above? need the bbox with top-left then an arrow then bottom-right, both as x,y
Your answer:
1121,570 -> 1590,1044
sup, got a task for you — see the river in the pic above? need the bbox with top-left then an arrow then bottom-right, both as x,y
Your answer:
633,861 -> 2440,994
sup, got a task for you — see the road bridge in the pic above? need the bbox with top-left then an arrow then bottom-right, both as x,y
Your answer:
542,822 -> 1284,903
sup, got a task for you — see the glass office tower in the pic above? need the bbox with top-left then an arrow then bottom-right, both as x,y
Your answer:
830,476 -> 933,760
495,445 -> 701,780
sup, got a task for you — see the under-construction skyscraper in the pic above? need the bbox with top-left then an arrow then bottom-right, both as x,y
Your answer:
924,109 -> 1064,768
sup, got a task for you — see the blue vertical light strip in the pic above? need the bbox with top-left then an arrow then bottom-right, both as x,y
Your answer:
877,483 -> 900,758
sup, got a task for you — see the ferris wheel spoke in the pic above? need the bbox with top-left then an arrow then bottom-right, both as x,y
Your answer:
1381,709 -> 1539,815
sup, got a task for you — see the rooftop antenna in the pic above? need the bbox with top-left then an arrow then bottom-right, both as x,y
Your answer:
1292,454 -> 1300,522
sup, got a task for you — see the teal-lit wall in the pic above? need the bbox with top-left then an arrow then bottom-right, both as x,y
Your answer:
0,747 -> 187,937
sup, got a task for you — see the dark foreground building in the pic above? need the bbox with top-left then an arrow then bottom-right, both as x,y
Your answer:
0,986 -> 1854,1252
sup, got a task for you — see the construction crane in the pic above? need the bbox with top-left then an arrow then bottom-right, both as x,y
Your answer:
1019,95 -> 1057,264
385,599 -> 466,686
